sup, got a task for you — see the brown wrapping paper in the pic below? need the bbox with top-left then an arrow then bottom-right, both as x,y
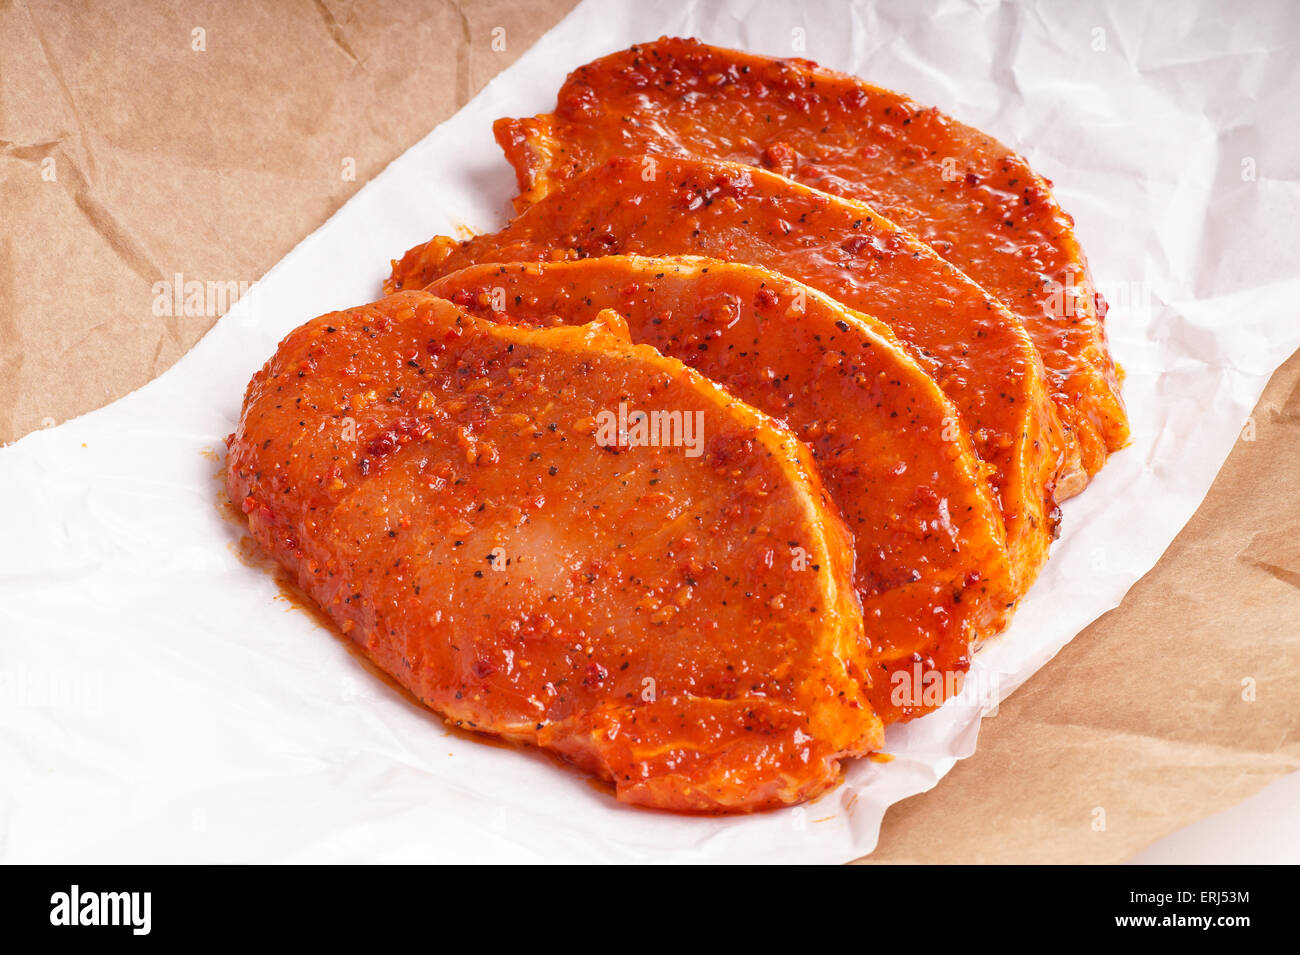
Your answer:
3,0 -> 1296,863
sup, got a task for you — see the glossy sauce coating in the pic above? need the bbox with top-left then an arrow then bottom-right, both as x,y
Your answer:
493,36 -> 1129,487
428,255 -> 1014,720
226,292 -> 880,812
389,155 -> 1064,595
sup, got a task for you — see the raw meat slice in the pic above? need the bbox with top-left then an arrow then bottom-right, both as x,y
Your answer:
226,291 -> 880,812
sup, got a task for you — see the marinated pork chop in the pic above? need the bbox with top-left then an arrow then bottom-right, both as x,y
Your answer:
226,291 -> 881,812
492,37 -> 1128,486
427,256 -> 1013,720
389,156 -> 1065,595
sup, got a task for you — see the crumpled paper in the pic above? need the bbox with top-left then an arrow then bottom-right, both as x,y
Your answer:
3,0 -> 1299,863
